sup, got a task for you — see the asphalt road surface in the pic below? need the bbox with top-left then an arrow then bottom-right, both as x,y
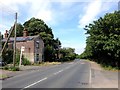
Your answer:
2,60 -> 91,89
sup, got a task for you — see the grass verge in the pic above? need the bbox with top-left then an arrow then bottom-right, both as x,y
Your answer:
100,64 -> 119,71
33,62 -> 61,66
0,74 -> 8,79
3,66 -> 20,71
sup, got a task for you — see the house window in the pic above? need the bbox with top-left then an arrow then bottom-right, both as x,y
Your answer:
36,54 -> 39,61
36,41 -> 39,49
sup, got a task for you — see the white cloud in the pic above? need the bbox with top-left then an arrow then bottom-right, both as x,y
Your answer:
36,10 -> 52,23
78,0 -> 119,28
78,0 -> 102,28
0,0 -> 54,23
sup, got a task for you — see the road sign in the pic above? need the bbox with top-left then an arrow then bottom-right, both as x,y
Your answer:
19,46 -> 25,67
21,46 -> 25,51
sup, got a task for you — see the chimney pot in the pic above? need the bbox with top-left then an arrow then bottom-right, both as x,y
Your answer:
4,30 -> 8,38
23,28 -> 28,37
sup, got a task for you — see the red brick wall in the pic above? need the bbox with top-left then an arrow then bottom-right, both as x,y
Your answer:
16,41 -> 34,53
16,41 -> 35,63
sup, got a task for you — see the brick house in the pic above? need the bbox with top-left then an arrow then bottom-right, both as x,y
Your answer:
2,29 -> 44,63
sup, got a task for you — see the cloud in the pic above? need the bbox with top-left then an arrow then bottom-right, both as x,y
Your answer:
28,1 -> 54,24
78,0 -> 102,28
78,0 -> 119,28
0,0 -> 54,22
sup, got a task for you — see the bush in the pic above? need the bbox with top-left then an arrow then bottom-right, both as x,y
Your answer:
22,57 -> 31,65
3,66 -> 19,71
4,66 -> 8,70
8,66 -> 19,71
2,49 -> 13,64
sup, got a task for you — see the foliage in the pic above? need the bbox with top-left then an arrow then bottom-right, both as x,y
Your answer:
60,47 -> 76,62
100,64 -> 119,71
2,49 -> 13,64
23,17 -> 61,62
44,45 -> 55,62
2,49 -> 31,65
81,11 -> 120,68
10,23 -> 24,37
3,66 -> 19,71
22,57 -> 31,65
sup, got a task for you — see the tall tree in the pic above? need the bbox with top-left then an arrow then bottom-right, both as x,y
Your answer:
23,17 -> 61,62
60,47 -> 76,61
81,11 -> 120,67
10,23 -> 24,37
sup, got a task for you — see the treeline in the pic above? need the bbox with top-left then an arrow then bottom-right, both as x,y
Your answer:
59,48 -> 76,62
79,11 -> 120,69
2,17 -> 76,63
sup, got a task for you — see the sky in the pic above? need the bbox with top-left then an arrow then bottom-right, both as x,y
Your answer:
0,0 -> 119,54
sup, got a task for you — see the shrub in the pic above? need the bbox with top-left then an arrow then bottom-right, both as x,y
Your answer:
4,66 -> 8,70
2,49 -> 13,64
22,57 -> 31,65
8,66 -> 19,71
3,66 -> 19,71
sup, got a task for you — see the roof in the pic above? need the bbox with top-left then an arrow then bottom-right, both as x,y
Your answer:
2,35 -> 39,42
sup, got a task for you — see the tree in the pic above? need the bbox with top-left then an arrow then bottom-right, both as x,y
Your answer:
60,47 -> 76,61
23,17 -> 54,38
10,23 -> 24,37
23,17 -> 61,62
81,11 -> 120,67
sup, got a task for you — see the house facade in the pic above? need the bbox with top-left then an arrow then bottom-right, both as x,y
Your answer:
2,29 -> 44,63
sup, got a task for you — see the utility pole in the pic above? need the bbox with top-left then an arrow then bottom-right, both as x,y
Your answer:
13,12 -> 17,67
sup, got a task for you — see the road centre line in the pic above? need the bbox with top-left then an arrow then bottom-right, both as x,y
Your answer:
22,64 -> 75,89
53,70 -> 64,75
53,64 -> 75,75
22,77 -> 48,89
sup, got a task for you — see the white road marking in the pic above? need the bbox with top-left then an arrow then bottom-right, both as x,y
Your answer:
22,63 -> 77,89
23,77 -> 47,89
89,64 -> 92,88
53,70 -> 64,75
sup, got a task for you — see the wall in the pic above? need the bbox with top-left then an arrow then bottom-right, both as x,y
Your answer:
16,41 -> 35,63
34,36 -> 44,63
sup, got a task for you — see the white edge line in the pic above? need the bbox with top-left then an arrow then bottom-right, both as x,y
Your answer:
23,77 -> 47,89
89,64 -> 92,88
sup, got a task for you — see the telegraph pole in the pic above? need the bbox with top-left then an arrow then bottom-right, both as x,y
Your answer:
13,12 -> 17,67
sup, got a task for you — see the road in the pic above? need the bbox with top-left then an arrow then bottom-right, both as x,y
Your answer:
2,60 -> 91,89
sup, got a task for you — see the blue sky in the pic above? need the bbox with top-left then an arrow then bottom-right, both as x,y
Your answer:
0,0 -> 119,54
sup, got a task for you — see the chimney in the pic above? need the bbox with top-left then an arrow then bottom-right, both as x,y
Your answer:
4,30 -> 8,38
23,28 -> 28,37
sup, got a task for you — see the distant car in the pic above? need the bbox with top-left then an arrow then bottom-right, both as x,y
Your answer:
0,60 -> 7,66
